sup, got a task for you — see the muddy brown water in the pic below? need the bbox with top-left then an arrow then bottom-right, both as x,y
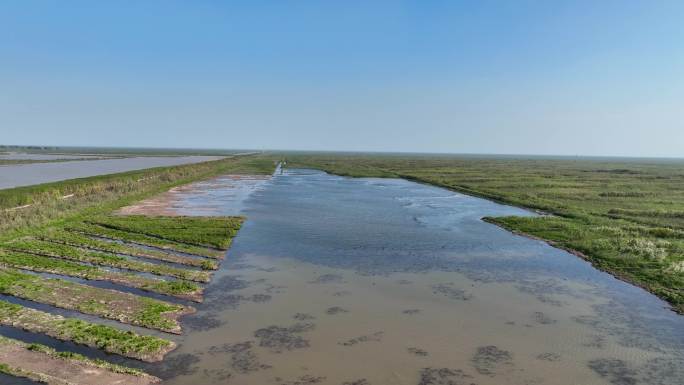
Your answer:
8,168 -> 684,384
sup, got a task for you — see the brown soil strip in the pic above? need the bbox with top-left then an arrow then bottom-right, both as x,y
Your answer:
0,336 -> 161,385
0,268 -> 193,333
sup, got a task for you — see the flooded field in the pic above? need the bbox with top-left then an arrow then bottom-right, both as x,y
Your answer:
0,155 -> 224,189
132,168 -> 684,385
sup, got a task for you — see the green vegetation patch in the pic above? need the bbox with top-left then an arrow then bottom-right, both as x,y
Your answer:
0,268 -> 192,333
0,300 -> 175,362
488,215 -> 684,311
89,215 -> 243,250
41,228 -> 218,269
67,221 -> 227,259
0,250 -> 202,301
4,237 -> 211,282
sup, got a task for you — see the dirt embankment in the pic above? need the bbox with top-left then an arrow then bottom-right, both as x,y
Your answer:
0,337 -> 160,385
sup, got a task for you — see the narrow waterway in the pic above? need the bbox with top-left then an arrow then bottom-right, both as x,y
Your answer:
28,168 -> 683,385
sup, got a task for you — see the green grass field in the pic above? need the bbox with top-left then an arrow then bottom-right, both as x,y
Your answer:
287,153 -> 684,313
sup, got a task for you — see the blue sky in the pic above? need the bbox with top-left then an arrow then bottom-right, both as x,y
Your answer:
1,1 -> 682,156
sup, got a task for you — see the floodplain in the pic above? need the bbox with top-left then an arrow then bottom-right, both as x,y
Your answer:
1,152 -> 683,385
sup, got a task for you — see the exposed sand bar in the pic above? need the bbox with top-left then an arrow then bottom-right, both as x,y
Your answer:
0,155 -> 225,189
117,174 -> 270,216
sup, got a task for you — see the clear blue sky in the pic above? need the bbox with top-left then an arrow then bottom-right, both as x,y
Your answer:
1,1 -> 682,156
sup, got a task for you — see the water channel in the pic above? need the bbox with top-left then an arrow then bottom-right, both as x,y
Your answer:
148,168 -> 684,385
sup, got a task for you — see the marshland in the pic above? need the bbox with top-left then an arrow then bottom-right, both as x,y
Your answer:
1,150 -> 682,384
1,2 -> 683,383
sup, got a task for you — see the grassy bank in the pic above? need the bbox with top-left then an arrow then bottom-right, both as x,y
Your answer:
4,238 -> 212,282
287,153 -> 684,313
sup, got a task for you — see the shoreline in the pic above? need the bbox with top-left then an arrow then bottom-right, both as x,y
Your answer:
302,165 -> 683,316
481,217 -> 681,315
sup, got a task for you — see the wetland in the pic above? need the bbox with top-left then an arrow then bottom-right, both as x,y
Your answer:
1,155 -> 682,384
144,168 -> 684,385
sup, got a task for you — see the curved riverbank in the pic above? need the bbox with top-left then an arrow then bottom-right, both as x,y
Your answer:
285,155 -> 684,315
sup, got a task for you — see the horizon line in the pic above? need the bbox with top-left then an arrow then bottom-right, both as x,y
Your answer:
2,143 -> 683,161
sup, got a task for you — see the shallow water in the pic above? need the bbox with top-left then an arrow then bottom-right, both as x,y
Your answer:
15,168 -> 682,385
0,155 -> 224,189
0,373 -> 35,385
118,175 -> 271,216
